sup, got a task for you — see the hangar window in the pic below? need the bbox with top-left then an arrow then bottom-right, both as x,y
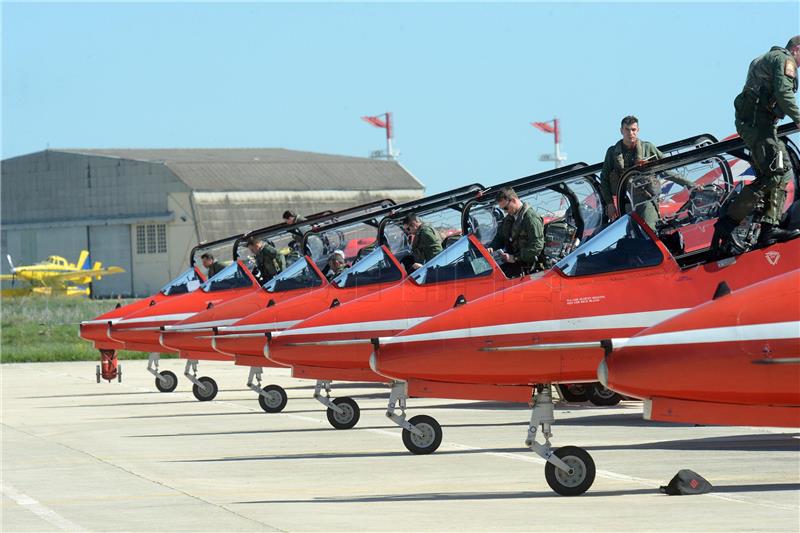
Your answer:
136,224 -> 168,255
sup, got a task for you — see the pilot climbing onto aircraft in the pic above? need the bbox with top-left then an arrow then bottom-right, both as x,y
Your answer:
200,253 -> 224,278
486,186 -> 545,277
600,115 -> 694,229
246,236 -> 285,283
712,36 -> 800,253
403,213 -> 443,271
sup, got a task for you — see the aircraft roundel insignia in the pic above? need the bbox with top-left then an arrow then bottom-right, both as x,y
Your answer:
765,251 -> 780,266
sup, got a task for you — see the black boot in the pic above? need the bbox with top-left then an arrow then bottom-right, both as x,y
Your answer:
709,216 -> 739,257
757,223 -> 800,246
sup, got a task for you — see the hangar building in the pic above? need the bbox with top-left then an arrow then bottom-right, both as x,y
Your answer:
1,148 -> 424,297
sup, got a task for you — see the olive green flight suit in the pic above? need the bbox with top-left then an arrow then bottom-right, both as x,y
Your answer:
255,243 -> 285,281
490,202 -> 545,272
728,46 -> 800,226
206,261 -> 225,278
600,140 -> 693,229
411,223 -> 444,264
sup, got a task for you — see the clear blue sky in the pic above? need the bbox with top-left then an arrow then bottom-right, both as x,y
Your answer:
3,2 -> 799,193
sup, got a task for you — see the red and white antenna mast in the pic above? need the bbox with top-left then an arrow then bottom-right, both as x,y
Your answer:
532,118 -> 567,168
361,112 -> 397,160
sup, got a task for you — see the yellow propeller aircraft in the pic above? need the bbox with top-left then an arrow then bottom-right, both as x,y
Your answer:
0,250 -> 125,297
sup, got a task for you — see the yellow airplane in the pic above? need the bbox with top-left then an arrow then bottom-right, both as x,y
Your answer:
0,250 -> 125,297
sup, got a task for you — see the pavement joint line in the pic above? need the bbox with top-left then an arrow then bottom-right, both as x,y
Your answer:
2,481 -> 89,532
29,362 -> 800,511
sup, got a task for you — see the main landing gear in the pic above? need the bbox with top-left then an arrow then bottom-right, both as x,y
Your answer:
247,367 -> 288,413
314,380 -> 360,430
586,383 -> 622,406
147,353 -> 177,392
385,381 -> 443,455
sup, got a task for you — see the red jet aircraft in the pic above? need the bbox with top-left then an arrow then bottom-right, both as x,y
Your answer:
159,184 -> 486,407
599,268 -> 800,428
223,133 -> 717,427
369,125 -> 799,495
86,201 -> 393,396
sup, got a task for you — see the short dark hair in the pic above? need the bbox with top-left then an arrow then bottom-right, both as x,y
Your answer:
497,187 -> 518,203
402,213 -> 421,226
282,210 -> 297,220
200,252 -> 214,260
245,236 -> 260,247
621,115 -> 639,128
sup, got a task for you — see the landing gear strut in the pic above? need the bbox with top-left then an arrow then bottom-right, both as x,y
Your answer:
247,367 -> 288,413
183,360 -> 218,401
385,381 -> 443,455
314,380 -> 360,429
527,384 -> 595,496
147,352 -> 177,392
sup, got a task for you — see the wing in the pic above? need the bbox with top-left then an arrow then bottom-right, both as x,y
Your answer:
47,266 -> 125,283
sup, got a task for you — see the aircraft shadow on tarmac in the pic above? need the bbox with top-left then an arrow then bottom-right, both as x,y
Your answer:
233,482 -> 800,504
23,389 -> 252,399
169,432 -> 799,464
128,421 -> 527,439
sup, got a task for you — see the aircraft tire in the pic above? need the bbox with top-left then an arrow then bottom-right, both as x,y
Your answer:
117,364 -> 122,383
402,415 -> 442,455
155,370 -> 178,393
558,384 -> 588,403
544,446 -> 596,496
192,376 -> 218,401
258,384 -> 288,413
326,397 -> 360,429
587,383 -> 621,406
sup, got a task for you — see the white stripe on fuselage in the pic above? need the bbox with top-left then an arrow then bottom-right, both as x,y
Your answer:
621,321 -> 800,349
115,312 -> 197,324
217,320 -> 302,333
163,318 -> 240,331
274,317 -> 432,338
378,308 -> 691,346
81,318 -> 121,325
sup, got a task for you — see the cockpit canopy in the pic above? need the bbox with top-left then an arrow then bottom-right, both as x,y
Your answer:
262,256 -> 324,293
159,267 -> 203,296
201,262 -> 253,292
555,215 -> 663,277
331,246 -> 403,289
410,236 -> 493,285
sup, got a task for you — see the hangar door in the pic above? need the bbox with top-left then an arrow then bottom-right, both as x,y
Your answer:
89,225 -> 133,297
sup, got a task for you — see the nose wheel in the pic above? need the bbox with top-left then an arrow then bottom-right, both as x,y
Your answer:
155,370 -> 178,393
401,414 -> 442,455
258,384 -> 288,413
544,446 -> 596,496
326,397 -> 360,430
192,376 -> 218,401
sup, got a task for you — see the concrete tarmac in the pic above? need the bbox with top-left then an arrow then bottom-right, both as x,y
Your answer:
2,360 -> 799,532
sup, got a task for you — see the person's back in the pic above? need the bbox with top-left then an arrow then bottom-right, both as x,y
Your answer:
412,223 -> 444,264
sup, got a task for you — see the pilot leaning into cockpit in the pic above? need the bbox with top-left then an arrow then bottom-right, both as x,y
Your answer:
403,213 -> 444,271
200,252 -> 224,278
486,186 -> 545,277
246,236 -> 285,283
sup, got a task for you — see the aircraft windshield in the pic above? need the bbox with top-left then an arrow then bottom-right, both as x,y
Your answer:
159,268 -> 203,296
263,257 -> 323,293
331,247 -> 403,289
410,236 -> 492,285
555,215 -> 663,277
202,263 -> 253,292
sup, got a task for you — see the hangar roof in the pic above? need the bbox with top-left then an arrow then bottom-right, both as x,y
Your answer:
55,148 -> 424,192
